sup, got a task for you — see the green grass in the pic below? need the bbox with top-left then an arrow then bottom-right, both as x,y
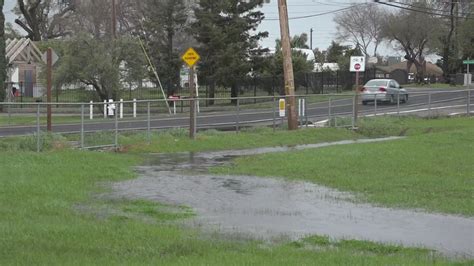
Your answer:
213,116 -> 474,216
120,126 -> 361,153
0,150 -> 468,265
0,115 -> 85,126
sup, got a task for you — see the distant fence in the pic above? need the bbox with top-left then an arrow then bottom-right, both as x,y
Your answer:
4,70 -> 381,104
0,89 -> 472,151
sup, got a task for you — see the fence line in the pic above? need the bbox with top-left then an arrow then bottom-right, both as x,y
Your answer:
1,89 -> 472,152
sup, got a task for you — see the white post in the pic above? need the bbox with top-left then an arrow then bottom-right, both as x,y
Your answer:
298,99 -> 302,117
120,99 -> 123,119
133,99 -> 137,118
103,100 -> 107,118
173,101 -> 176,115
89,101 -> 93,120
302,98 -> 305,117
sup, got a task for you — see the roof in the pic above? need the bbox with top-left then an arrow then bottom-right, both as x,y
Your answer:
376,61 -> 443,76
314,63 -> 340,72
5,38 -> 43,65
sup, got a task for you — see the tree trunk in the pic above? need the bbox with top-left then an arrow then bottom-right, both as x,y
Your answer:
0,0 -> 6,110
442,2 -> 456,82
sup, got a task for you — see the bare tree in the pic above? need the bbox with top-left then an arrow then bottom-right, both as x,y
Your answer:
15,0 -> 76,41
334,3 -> 386,57
382,2 -> 439,82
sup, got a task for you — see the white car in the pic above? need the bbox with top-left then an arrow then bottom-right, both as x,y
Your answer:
361,79 -> 408,105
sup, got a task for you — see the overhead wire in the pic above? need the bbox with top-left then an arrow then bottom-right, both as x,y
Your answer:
264,4 -> 368,21
377,1 -> 474,20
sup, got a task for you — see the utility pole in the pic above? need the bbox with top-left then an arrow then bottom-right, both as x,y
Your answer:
189,66 -> 196,139
111,0 -> 117,39
278,0 -> 298,130
46,48 -> 52,132
310,28 -> 313,50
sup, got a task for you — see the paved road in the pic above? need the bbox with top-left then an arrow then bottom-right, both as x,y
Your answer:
0,89 -> 472,137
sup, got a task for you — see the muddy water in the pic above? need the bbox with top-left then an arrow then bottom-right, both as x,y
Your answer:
111,138 -> 474,258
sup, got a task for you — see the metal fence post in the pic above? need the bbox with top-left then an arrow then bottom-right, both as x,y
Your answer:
7,101 -> 11,125
352,94 -> 356,129
236,98 -> 240,133
304,97 -> 308,127
328,97 -> 332,127
428,92 -> 432,118
81,104 -> 85,149
397,93 -> 400,117
115,103 -> 119,150
272,96 -> 276,132
37,103 -> 40,152
374,94 -> 378,117
468,89 -> 471,115
147,101 -> 151,144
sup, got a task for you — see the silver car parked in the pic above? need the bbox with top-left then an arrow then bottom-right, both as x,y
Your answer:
361,79 -> 408,105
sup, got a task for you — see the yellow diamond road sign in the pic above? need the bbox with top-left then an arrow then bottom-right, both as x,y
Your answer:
182,47 -> 200,67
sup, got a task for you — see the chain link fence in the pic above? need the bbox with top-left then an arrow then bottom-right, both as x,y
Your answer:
1,89 -> 472,152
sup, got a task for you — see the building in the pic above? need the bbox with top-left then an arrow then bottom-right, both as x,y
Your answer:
5,38 -> 44,99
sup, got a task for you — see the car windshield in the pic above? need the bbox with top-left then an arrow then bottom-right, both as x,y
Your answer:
365,80 -> 388,87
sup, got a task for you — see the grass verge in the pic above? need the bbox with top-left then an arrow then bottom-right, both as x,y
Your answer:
0,150 -> 468,265
119,126 -> 361,153
213,116 -> 474,216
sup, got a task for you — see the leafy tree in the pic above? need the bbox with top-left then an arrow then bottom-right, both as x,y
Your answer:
53,34 -> 147,102
276,33 -> 310,49
459,11 -> 474,61
382,2 -> 439,82
0,0 -> 6,106
334,3 -> 385,57
5,22 -> 21,39
434,0 -> 471,80
141,0 -> 188,95
260,50 -> 313,78
193,0 -> 268,103
326,41 -> 351,63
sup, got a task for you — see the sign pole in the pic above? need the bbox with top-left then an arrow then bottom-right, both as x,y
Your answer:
181,47 -> 200,139
353,70 -> 359,129
47,48 -> 52,132
189,66 -> 196,139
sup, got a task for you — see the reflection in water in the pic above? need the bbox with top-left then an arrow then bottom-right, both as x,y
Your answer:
111,138 -> 474,258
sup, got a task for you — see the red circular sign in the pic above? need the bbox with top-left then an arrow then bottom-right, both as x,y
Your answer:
354,63 -> 361,70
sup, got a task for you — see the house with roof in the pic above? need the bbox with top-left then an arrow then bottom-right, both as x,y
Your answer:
5,38 -> 44,99
375,61 -> 443,84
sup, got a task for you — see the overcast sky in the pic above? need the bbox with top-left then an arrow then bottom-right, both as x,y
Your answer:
4,0 -> 405,57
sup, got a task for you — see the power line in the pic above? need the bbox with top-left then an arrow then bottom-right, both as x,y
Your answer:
377,1 -> 474,20
265,4 -> 367,21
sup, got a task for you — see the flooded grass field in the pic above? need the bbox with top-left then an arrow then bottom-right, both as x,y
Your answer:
111,138 -> 474,258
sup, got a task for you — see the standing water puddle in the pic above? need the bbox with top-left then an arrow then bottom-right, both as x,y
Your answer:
111,138 -> 474,258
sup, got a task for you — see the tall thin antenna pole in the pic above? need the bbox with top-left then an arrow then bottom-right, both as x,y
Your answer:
112,0 -> 117,38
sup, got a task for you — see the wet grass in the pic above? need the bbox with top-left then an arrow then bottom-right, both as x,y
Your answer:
0,151 -> 467,265
213,116 -> 474,216
1,116 -> 473,264
120,126 -> 361,153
